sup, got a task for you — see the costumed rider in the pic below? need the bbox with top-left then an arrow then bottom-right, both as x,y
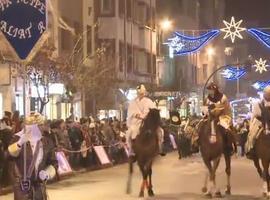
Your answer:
246,86 -> 270,158
8,112 -> 58,200
126,84 -> 165,160
203,82 -> 234,152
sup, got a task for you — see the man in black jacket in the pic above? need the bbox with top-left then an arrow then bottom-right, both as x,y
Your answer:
8,113 -> 58,200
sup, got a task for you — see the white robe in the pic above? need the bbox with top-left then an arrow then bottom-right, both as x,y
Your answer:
126,97 -> 156,140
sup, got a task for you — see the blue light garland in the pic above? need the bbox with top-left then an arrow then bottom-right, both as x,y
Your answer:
221,67 -> 247,80
248,28 -> 270,49
165,30 -> 220,56
252,81 -> 270,91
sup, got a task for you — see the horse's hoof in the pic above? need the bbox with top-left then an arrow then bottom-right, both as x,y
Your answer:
139,191 -> 144,198
204,192 -> 212,199
215,191 -> 222,198
148,189 -> 155,197
202,187 -> 208,193
126,187 -> 131,195
225,188 -> 231,195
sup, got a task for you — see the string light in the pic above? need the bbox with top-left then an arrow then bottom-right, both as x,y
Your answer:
254,58 -> 269,74
220,17 -> 246,43
221,67 -> 247,80
248,28 -> 270,48
164,30 -> 220,56
252,81 -> 270,91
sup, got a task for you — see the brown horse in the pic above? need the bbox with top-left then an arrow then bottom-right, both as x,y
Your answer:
126,108 -> 161,197
252,130 -> 270,198
198,117 -> 233,198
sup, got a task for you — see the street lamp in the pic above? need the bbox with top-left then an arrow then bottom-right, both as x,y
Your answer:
207,47 -> 215,57
160,19 -> 172,31
158,19 -> 173,56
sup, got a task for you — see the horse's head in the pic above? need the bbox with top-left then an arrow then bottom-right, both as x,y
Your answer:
142,108 -> 161,131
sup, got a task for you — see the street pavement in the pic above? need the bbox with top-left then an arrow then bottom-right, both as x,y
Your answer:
2,152 -> 265,200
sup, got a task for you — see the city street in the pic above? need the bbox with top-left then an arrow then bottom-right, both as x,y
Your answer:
2,152 -> 264,200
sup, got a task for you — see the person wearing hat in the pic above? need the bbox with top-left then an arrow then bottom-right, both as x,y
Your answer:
8,112 -> 58,200
126,84 -> 165,160
246,86 -> 270,158
204,82 -> 234,150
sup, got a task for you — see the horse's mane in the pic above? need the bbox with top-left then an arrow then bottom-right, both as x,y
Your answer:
140,109 -> 161,134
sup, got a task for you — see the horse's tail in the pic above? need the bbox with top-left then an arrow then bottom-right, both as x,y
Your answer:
126,158 -> 134,194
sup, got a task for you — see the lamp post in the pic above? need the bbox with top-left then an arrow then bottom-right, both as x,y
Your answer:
158,19 -> 172,56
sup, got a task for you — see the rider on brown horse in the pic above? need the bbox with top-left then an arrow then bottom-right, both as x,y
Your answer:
203,82 -> 234,154
246,86 -> 270,158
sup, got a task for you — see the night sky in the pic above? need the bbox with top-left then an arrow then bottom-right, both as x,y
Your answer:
225,0 -> 270,27
157,0 -> 270,27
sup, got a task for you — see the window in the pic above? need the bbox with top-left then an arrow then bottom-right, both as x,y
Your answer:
119,42 -> 125,72
126,0 -> 132,19
138,2 -> 146,25
74,22 -> 81,53
101,0 -> 113,14
119,0 -> 124,17
61,29 -> 70,50
87,26 -> 92,55
137,50 -> 147,73
203,64 -> 208,78
127,45 -> 132,73
88,7 -> 92,16
152,7 -> 155,29
147,52 -> 151,73
192,65 -> 197,85
133,1 -> 140,22
146,7 -> 151,27
152,55 -> 156,74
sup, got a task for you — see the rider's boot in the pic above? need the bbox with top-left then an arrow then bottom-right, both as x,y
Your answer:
159,143 -> 166,156
128,139 -> 137,163
246,148 -> 255,160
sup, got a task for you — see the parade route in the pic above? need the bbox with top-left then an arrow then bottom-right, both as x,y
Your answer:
2,152 -> 264,200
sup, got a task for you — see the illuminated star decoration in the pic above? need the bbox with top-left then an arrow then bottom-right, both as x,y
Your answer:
221,67 -> 247,80
164,30 -> 220,56
254,58 -> 269,74
220,17 -> 246,43
252,81 -> 270,91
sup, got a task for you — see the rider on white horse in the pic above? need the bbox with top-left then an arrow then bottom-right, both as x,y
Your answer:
126,84 -> 165,160
246,86 -> 270,158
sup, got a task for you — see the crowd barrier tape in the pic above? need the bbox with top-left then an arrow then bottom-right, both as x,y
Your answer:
60,142 -> 123,153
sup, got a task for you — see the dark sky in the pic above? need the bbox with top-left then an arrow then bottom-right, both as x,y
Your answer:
225,0 -> 270,27
157,0 -> 270,28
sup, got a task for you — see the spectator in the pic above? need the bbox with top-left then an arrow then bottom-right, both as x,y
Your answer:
0,111 -> 12,130
67,120 -> 83,170
80,118 -> 93,168
11,111 -> 21,134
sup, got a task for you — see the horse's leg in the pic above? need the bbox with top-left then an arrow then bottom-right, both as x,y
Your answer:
126,158 -> 134,194
212,157 -> 222,197
139,165 -> 148,198
148,164 -> 155,197
202,168 -> 209,193
224,152 -> 232,195
203,158 -> 213,198
261,160 -> 270,198
253,156 -> 263,178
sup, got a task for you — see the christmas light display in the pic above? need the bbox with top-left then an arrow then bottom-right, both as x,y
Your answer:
248,28 -> 270,48
252,81 -> 270,91
220,17 -> 246,43
254,58 -> 269,74
221,67 -> 247,80
164,30 -> 220,56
